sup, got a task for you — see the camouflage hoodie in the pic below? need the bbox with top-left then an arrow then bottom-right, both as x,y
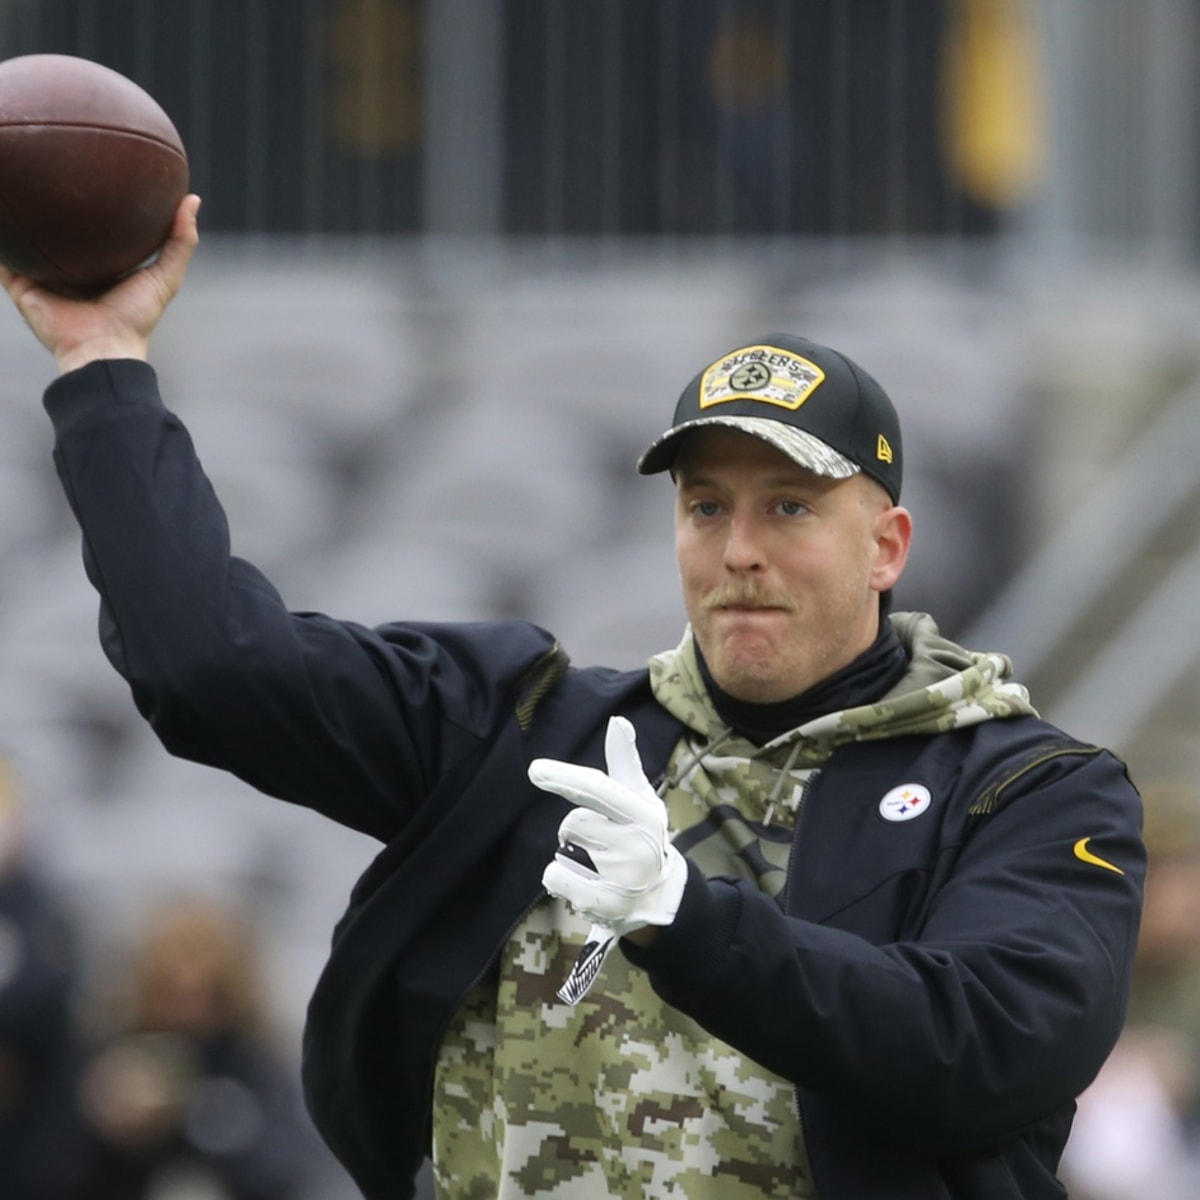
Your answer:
649,611 -> 1037,898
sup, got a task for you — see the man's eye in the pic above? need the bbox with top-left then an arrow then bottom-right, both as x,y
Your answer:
692,500 -> 721,518
777,499 -> 807,516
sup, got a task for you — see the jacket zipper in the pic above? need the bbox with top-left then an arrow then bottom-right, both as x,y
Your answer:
778,768 -> 817,915
779,769 -> 818,1182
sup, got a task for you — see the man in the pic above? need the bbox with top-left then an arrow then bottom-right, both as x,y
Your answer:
2,196 -> 1144,1199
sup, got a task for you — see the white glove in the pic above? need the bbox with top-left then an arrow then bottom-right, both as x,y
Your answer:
529,715 -> 688,938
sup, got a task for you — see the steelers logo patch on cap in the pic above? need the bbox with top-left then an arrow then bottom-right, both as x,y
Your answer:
700,345 -> 826,412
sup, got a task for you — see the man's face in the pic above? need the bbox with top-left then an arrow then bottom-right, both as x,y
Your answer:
673,426 -> 910,704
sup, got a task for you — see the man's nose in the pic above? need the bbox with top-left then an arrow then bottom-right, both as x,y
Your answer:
724,511 -> 765,571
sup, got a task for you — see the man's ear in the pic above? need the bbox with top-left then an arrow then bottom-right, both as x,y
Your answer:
871,505 -> 913,593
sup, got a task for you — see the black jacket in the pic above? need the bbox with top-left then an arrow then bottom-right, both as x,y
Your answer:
45,361 -> 1145,1200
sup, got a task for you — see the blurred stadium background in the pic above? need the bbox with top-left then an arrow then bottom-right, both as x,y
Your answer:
0,2 -> 1198,1196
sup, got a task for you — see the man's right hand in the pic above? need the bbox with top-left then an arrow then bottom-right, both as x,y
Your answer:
0,192 -> 201,375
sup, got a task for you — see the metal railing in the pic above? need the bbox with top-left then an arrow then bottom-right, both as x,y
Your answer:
963,380 -> 1200,751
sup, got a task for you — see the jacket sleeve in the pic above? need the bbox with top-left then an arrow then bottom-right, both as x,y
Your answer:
44,359 -> 552,842
623,740 -> 1145,1154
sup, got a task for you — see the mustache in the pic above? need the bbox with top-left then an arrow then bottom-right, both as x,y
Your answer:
703,582 -> 796,611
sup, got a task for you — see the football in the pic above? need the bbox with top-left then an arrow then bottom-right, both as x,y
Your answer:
0,53 -> 189,294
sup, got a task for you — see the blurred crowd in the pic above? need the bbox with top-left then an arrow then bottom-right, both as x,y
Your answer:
1060,780 -> 1200,1199
0,762 -> 333,1200
3,0 -> 1033,239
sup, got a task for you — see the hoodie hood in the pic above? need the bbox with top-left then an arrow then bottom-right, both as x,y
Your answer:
650,610 -> 1036,751
644,613 -> 1039,899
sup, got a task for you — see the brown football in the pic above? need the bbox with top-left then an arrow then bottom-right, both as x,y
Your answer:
0,53 -> 189,294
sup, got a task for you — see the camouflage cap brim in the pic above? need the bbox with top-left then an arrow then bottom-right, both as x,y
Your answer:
636,415 -> 861,480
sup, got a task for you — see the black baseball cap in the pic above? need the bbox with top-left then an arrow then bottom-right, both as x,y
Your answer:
637,333 -> 903,502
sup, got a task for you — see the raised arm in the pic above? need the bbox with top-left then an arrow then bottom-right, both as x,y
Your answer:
1,193 -> 541,844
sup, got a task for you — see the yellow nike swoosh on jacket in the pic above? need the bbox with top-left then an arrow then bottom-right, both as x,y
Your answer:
1073,837 -> 1124,875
